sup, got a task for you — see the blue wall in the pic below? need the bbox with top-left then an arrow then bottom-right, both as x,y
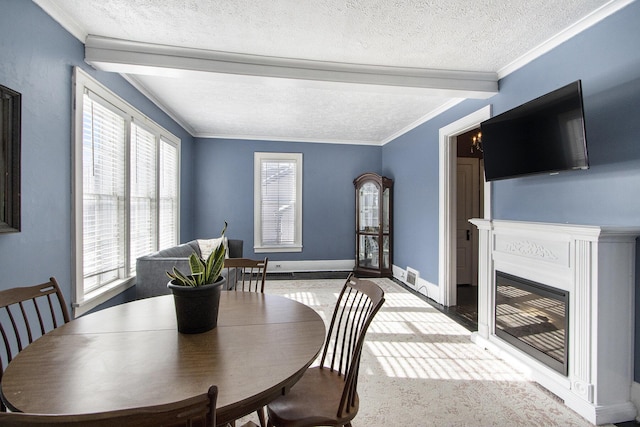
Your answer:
191,138 -> 381,261
0,0 -> 195,309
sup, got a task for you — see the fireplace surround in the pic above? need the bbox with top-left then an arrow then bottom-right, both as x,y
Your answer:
469,219 -> 640,425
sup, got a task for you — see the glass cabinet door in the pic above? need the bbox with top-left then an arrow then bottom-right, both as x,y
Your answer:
358,235 -> 379,268
354,173 -> 392,278
382,187 -> 390,233
358,182 -> 379,233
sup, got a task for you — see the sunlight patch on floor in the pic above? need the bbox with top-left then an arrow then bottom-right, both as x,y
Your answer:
382,291 -> 437,308
281,291 -> 321,307
366,340 -> 524,381
374,310 -> 470,336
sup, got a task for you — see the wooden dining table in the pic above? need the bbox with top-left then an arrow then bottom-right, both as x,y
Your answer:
0,291 -> 326,425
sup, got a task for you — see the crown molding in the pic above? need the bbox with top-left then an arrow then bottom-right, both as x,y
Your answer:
122,75 -> 198,136
380,98 -> 465,145
498,0 -> 635,78
33,0 -> 87,42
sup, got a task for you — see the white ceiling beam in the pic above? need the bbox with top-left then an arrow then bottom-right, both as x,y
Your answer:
85,36 -> 497,99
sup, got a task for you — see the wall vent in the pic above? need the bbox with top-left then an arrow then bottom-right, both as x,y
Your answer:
406,267 -> 419,288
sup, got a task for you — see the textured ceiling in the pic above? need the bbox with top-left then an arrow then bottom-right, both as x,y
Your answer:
35,0 -> 624,144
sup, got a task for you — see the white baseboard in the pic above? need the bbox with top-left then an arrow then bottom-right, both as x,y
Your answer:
267,259 -> 354,273
631,381 -> 640,421
392,264 -> 439,302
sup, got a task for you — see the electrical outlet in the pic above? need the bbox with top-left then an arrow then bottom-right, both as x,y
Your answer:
274,264 -> 282,269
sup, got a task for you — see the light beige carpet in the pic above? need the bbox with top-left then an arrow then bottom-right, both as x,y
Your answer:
236,277 -> 607,427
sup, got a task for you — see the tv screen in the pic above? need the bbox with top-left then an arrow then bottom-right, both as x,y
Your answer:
480,80 -> 589,181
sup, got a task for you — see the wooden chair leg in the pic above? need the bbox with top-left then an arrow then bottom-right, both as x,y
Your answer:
257,407 -> 266,427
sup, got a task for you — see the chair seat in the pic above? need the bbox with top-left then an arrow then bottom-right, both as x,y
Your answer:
267,367 -> 359,427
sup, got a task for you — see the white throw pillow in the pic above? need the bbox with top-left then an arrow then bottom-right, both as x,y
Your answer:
197,237 -> 228,260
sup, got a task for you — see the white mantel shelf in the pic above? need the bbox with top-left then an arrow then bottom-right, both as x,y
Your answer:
469,219 -> 640,425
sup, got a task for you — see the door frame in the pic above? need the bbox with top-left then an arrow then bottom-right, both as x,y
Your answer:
438,105 -> 491,307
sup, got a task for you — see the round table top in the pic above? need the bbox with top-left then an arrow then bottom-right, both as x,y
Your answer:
1,291 -> 326,424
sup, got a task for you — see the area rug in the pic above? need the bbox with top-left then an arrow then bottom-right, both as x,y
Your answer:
236,277 -> 607,427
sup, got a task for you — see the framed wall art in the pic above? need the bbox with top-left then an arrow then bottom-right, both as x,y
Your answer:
1,84 -> 21,233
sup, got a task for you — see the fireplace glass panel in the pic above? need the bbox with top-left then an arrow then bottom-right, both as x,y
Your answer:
495,271 -> 568,375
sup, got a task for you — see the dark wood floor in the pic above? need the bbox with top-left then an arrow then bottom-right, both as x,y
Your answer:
448,284 -> 478,331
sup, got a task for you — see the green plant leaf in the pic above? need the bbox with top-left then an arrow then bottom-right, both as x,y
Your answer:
206,242 -> 225,283
171,266 -> 196,287
189,252 -> 205,282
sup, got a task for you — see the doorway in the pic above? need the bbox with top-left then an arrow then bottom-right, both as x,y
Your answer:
453,128 -> 484,326
438,106 -> 491,311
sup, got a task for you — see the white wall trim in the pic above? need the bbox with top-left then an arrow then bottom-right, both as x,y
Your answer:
631,381 -> 640,422
380,98 -> 465,145
33,0 -> 87,42
438,105 -> 492,306
122,75 -> 198,136
392,265 -> 439,302
497,0 -> 635,78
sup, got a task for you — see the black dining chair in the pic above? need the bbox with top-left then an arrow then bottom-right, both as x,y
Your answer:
0,385 -> 218,427
0,278 -> 70,411
266,274 -> 385,427
223,257 -> 269,427
224,257 -> 269,293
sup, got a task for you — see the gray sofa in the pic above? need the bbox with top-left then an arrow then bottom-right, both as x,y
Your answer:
135,239 -> 243,299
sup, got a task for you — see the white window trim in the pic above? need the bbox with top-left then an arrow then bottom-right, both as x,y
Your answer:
72,67 -> 180,317
254,152 -> 303,253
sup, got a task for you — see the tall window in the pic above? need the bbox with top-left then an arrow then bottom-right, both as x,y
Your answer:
73,68 -> 180,316
254,152 -> 302,252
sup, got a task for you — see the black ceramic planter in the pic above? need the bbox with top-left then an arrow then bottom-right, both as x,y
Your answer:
167,277 -> 226,334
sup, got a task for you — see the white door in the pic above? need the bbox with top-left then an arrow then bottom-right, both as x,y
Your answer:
456,158 -> 480,285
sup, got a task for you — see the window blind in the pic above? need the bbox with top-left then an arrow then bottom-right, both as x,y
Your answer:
159,138 -> 178,250
129,123 -> 157,273
260,160 -> 297,245
82,93 -> 126,293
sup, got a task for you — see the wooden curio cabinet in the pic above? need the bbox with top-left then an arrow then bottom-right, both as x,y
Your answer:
354,173 -> 393,278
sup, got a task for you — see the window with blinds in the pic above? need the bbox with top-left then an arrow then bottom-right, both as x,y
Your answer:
254,152 -> 302,252
82,95 -> 126,293
159,139 -> 179,250
129,123 -> 157,274
73,67 -> 180,315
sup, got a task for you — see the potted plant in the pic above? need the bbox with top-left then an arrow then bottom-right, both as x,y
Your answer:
166,222 -> 227,333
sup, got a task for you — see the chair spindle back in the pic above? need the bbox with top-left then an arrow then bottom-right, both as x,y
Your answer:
0,278 -> 70,386
320,273 -> 385,418
224,258 -> 268,293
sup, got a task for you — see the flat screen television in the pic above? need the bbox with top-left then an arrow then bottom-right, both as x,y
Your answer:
480,80 -> 589,181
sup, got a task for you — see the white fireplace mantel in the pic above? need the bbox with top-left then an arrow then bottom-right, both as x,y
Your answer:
469,219 -> 640,425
